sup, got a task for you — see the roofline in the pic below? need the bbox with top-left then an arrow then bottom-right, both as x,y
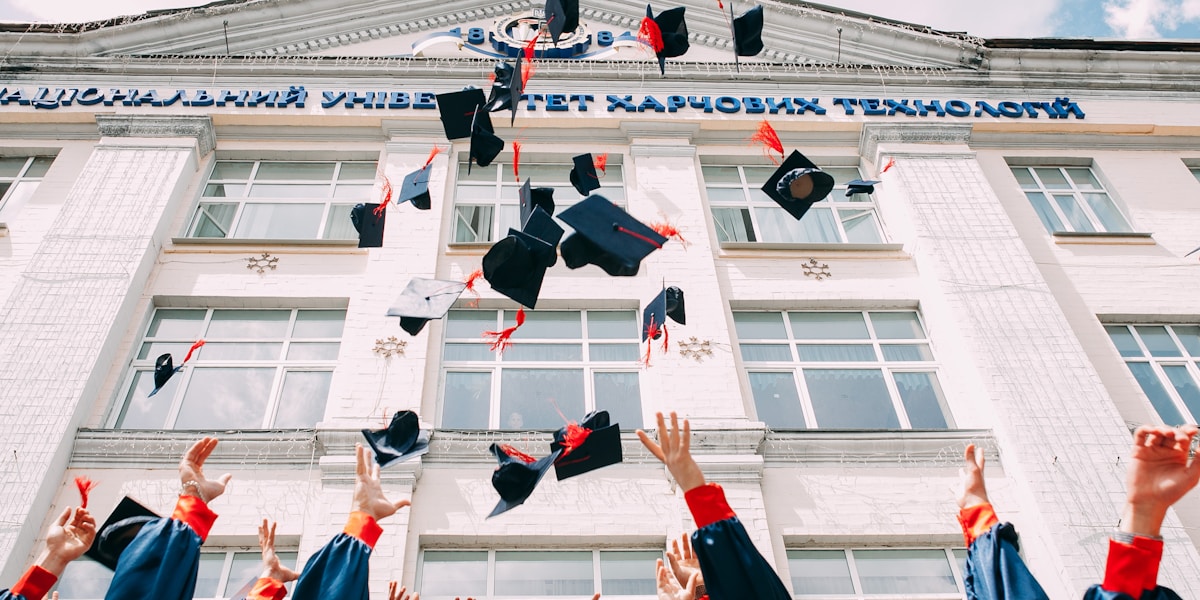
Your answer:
984,37 -> 1200,51
0,0 -> 252,33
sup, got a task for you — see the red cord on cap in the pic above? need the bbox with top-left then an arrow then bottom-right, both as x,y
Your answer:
463,268 -> 484,308
558,423 -> 593,456
424,146 -> 442,168
75,476 -> 96,509
643,316 -> 660,367
182,339 -> 206,364
615,225 -> 664,249
500,444 -> 536,464
373,175 -> 393,217
749,120 -> 784,163
650,219 -> 688,249
512,141 -> 522,182
484,307 -> 526,354
881,157 -> 896,174
638,16 -> 664,53
594,153 -> 608,176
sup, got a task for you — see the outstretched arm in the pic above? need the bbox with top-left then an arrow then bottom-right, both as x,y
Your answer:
955,444 -> 999,547
2,507 -> 97,600
244,520 -> 300,600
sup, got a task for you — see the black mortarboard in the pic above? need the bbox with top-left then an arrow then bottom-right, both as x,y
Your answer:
845,179 -> 881,197
522,206 -> 564,268
483,229 -> 554,309
519,179 -> 557,226
732,5 -> 764,56
641,285 -> 686,341
665,285 -> 686,325
648,5 -> 689,75
400,166 -> 432,210
761,150 -> 836,221
558,194 -> 667,277
569,153 -> 601,196
488,443 -> 562,518
485,61 -> 517,113
436,88 -> 492,141
550,410 -> 623,480
545,0 -> 568,44
469,107 -> 505,174
150,354 -> 178,397
350,203 -> 386,248
362,410 -> 431,467
85,497 -> 161,571
387,277 -> 468,335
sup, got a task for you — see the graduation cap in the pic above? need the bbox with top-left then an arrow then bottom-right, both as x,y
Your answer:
362,410 -> 431,467
482,210 -> 561,309
149,340 -> 205,397
558,194 -> 668,277
350,203 -> 386,248
550,410 -> 623,480
469,107 -> 505,174
760,150 -> 836,221
642,4 -> 689,75
569,153 -> 601,196
484,58 -> 523,127
642,285 -> 686,342
399,167 -> 433,211
519,179 -> 556,226
436,88 -> 492,141
85,497 -> 161,571
845,179 -> 881,197
545,0 -> 579,44
732,5 -> 764,57
488,443 -> 562,518
387,277 -> 468,335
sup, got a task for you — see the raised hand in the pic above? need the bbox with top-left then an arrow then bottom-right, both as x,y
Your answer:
40,507 -> 96,576
1122,425 -> 1200,537
258,519 -> 299,583
354,444 -> 412,521
636,412 -> 706,492
956,443 -> 990,509
388,581 -> 419,600
656,557 -> 697,600
179,437 -> 232,503
667,533 -> 703,592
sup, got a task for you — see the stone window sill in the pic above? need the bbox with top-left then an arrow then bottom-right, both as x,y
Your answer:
170,237 -> 361,248
1052,231 -> 1155,245
720,242 -> 906,256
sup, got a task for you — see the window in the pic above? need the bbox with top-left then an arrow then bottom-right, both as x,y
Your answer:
1191,167 -> 1200,185
704,164 -> 883,244
418,550 -> 660,598
187,160 -> 375,240
55,549 -> 299,599
1009,166 -> 1132,234
441,309 -> 642,430
115,308 -> 344,429
1105,324 -> 1200,426
0,155 -> 54,219
453,160 -> 626,243
734,311 -> 952,429
788,548 -> 966,598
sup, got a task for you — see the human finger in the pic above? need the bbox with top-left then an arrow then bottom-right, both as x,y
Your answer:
655,559 -> 669,586
591,594 -> 600,600
684,572 -> 698,595
682,418 -> 691,455
258,519 -> 267,546
394,499 -> 412,511
1134,426 -> 1152,448
55,507 -> 71,527
356,444 -> 367,477
681,533 -> 693,560
655,412 -> 670,455
388,581 -> 398,600
372,462 -> 381,482
218,473 -> 233,487
669,412 -> 680,452
636,430 -> 666,463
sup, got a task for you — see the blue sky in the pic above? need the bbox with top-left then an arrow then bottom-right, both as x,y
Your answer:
0,0 -> 1198,39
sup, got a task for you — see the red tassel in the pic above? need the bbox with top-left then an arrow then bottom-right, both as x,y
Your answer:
373,175 -> 393,217
881,157 -> 896,174
593,153 -> 608,175
500,444 -> 537,464
523,34 -> 539,61
559,423 -> 592,455
749,120 -> 784,162
650,219 -> 688,249
463,268 -> 484,308
661,323 -> 670,354
642,316 -> 660,367
484,307 -> 526,354
512,141 -> 522,182
182,340 -> 206,363
75,476 -> 96,509
717,0 -> 724,7
424,146 -> 442,168
638,16 -> 665,53
521,60 -> 535,88
615,226 -> 664,249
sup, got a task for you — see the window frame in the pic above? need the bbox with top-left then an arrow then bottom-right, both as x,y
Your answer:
111,307 -> 344,430
734,310 -> 953,430
1009,164 -> 1132,234
1189,166 -> 1200,185
0,155 -> 54,218
416,548 -> 662,599
54,546 -> 299,600
786,547 -> 967,599
1105,323 -> 1200,425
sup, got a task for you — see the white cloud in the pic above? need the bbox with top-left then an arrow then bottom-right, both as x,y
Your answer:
811,0 -> 1063,38
1,0 -> 201,23
1103,0 -> 1200,38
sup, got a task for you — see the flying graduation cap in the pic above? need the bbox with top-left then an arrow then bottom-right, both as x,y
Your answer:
845,179 -> 881,197
85,496 -> 161,571
483,206 -> 564,308
641,285 -> 686,365
640,4 -> 690,75
398,147 -> 442,211
559,195 -> 668,277
569,153 -> 603,196
551,410 -> 623,480
149,340 -> 205,397
436,88 -> 491,140
732,5 -> 765,58
488,443 -> 562,518
519,179 -> 556,226
544,0 -> 579,44
761,150 -> 836,221
387,277 -> 468,335
469,107 -> 505,174
350,203 -> 386,247
484,58 -> 523,127
362,410 -> 431,468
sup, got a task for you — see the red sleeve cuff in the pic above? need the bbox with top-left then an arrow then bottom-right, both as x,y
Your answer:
684,483 -> 737,529
344,512 -> 383,549
247,577 -> 288,600
1103,537 -> 1163,596
172,494 -> 219,542
956,502 -> 1000,547
11,565 -> 57,600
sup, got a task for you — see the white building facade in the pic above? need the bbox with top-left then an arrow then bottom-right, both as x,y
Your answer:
2,0 -> 1200,597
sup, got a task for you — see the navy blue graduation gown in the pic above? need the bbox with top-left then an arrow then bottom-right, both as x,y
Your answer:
105,496 -> 216,600
1081,537 -> 1182,600
248,512 -> 380,600
962,522 -> 1050,600
686,483 -> 791,600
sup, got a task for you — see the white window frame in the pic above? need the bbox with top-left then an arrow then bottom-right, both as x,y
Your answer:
703,163 -> 885,244
416,548 -> 661,599
112,307 -> 343,430
440,309 -> 643,430
786,547 -> 966,599
1105,323 -> 1200,426
0,155 -> 54,219
735,310 -> 952,430
186,160 -> 377,241
55,547 -> 299,600
1009,165 -> 1132,234
1190,166 -> 1200,185
451,158 -> 626,244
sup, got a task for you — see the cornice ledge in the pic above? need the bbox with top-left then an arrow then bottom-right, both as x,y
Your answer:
71,428 -> 320,468
761,428 -> 997,467
859,123 -> 972,162
422,430 -> 662,465
694,454 -> 764,484
96,114 -> 215,155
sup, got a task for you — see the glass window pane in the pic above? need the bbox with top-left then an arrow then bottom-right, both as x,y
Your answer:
515,163 -> 569,182
192,553 -> 227,598
1127,363 -> 1187,426
1025,192 -> 1065,232
1135,326 -> 1183,357
789,312 -> 869,339
207,310 -> 291,339
201,342 -> 283,360
223,552 -> 265,596
0,157 -> 28,177
255,162 -> 335,180
457,162 -> 497,182
1082,192 -> 1131,232
590,343 -> 640,361
454,205 -> 494,243
749,372 -> 806,428
1106,325 -> 1143,357
247,184 -> 333,198
147,309 -> 206,338
756,206 -> 839,243
1173,326 -> 1200,357
191,202 -> 237,238
1161,366 -> 1200,424
742,166 -> 775,183
1066,167 -> 1102,190
444,343 -> 494,361
494,551 -> 593,596
27,156 -> 53,177
796,344 -> 876,362
273,371 -> 331,427
700,166 -> 743,183
338,162 -> 378,180
740,344 -> 793,361
446,311 -> 498,339
456,185 -> 498,201
601,551 -> 659,596
117,371 -> 177,428
894,372 -> 951,429
421,551 -> 488,596
498,204 -> 521,235
211,161 -> 254,180
1034,167 -> 1070,189
56,558 -> 114,598
137,341 -> 195,360
871,312 -> 925,339
787,550 -> 853,595
805,369 -> 900,428
324,204 -> 358,240
293,310 -> 346,338
706,187 -> 748,203
881,344 -> 934,361
840,209 -> 883,244
1010,167 -> 1037,188
442,372 -> 491,428
499,369 -> 584,430
502,343 -> 584,361
234,203 -> 324,238
175,368 -> 274,428
854,549 -> 958,594
510,311 -> 582,339
733,312 -> 788,339
1053,194 -> 1095,232
823,167 -> 862,188
712,207 -> 755,242
202,183 -> 246,198
587,311 -> 638,339
594,372 -> 642,428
